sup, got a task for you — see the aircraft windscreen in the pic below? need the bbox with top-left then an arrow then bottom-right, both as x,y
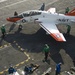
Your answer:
23,13 -> 30,17
18,14 -> 23,18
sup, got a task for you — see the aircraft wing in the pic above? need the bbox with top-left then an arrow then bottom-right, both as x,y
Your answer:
39,22 -> 66,42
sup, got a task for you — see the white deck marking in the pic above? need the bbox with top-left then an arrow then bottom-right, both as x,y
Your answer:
0,0 -> 27,9
46,0 -> 58,6
0,0 -> 7,3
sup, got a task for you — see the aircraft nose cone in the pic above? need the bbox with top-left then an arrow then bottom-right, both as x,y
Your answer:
6,17 -> 22,22
6,17 -> 15,22
6,18 -> 11,21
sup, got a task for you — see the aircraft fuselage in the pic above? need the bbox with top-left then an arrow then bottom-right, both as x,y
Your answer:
7,10 -> 75,26
20,10 -> 75,25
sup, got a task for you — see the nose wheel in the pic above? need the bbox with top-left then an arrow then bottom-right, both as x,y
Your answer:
19,25 -> 23,29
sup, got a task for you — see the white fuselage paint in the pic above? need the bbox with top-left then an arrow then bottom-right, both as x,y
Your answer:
19,10 -> 75,26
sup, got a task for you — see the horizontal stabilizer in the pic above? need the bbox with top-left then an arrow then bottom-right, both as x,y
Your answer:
66,8 -> 75,16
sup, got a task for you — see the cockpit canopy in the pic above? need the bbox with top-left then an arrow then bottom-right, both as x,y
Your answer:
23,10 -> 41,17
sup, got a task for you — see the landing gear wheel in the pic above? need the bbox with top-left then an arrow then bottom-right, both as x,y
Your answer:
19,25 -> 22,29
22,19 -> 26,23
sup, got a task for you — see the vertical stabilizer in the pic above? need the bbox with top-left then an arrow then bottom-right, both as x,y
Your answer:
39,3 -> 45,11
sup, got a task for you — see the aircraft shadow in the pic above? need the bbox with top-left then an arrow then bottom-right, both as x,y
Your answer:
2,28 -> 75,64
9,23 -> 16,32
0,37 -> 4,46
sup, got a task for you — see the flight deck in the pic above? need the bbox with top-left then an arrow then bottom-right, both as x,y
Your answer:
0,0 -> 75,75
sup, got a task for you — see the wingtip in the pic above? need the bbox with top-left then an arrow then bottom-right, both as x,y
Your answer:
50,33 -> 66,42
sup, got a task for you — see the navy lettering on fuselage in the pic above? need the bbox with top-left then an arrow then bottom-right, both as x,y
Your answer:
58,19 -> 69,22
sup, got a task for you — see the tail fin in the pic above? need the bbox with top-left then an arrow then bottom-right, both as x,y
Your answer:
66,8 -> 75,16
39,3 -> 45,11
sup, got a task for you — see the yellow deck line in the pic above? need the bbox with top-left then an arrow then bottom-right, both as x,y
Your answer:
0,41 -> 30,74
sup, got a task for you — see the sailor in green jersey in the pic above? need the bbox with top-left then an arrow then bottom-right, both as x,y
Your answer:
43,44 -> 50,61
65,7 -> 69,14
66,25 -> 71,35
1,25 -> 6,38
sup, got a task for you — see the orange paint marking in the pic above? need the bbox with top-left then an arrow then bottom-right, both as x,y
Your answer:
50,33 -> 64,41
6,17 -> 22,22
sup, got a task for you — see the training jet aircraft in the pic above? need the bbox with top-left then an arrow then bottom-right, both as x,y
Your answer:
6,7 -> 75,42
